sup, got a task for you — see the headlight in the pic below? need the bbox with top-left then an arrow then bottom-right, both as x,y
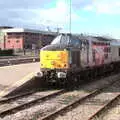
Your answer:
57,72 -> 66,78
51,61 -> 55,65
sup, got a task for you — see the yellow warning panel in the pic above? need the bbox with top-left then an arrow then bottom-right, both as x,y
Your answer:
40,50 -> 69,69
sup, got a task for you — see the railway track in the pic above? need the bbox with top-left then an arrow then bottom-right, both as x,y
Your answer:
88,90 -> 120,120
0,90 -> 37,103
0,89 -> 65,118
1,74 -> 120,119
0,57 -> 39,67
39,77 -> 120,120
0,56 -> 37,60
95,94 -> 120,120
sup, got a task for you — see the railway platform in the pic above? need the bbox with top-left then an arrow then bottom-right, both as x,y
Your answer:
0,62 -> 40,97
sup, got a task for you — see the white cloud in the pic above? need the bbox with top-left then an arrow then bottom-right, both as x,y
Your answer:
11,0 -> 81,31
35,0 -> 81,31
0,0 -> 85,32
84,0 -> 120,14
39,1 -> 68,25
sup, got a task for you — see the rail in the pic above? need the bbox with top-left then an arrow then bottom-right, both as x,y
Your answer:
0,57 -> 39,67
0,89 -> 65,118
40,78 -> 120,120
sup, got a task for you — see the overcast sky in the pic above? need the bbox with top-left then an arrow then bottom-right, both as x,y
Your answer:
0,0 -> 120,38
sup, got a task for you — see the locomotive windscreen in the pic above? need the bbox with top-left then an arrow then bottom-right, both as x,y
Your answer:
51,34 -> 81,47
51,34 -> 69,45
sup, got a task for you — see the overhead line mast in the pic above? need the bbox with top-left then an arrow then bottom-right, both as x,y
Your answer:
69,0 -> 72,34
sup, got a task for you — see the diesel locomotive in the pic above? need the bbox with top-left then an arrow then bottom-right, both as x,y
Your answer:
39,34 -> 120,85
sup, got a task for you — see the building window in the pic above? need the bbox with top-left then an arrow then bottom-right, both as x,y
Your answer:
93,50 -> 95,62
104,54 -> 108,59
16,36 -> 21,39
108,47 -> 111,52
8,40 -> 10,43
8,33 -> 12,35
7,36 -> 12,39
16,40 -> 19,43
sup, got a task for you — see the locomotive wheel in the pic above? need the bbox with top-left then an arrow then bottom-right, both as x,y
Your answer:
77,74 -> 81,84
70,74 -> 80,87
65,74 -> 76,88
88,70 -> 91,80
74,76 -> 78,82
56,78 -> 66,88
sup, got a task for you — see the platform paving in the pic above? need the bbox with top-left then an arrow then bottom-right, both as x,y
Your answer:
0,62 -> 40,97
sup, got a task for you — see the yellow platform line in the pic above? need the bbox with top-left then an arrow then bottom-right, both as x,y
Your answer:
0,72 -> 36,97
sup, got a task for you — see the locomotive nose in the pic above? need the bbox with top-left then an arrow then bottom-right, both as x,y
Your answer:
40,50 -> 69,69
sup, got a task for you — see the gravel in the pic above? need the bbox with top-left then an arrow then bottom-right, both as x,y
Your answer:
95,98 -> 120,120
55,76 -> 120,120
0,91 -> 82,120
1,74 -> 120,120
0,84 -> 8,91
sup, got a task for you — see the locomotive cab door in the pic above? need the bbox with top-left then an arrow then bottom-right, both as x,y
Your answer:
69,37 -> 81,69
71,50 -> 81,68
81,40 -> 89,68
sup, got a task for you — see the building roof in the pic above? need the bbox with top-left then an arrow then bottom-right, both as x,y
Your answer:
0,26 -> 13,29
1,28 -> 57,36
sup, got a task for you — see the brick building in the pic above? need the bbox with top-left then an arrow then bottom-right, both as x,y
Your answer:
0,27 -> 57,50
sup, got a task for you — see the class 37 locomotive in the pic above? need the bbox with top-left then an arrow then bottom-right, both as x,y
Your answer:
38,33 -> 120,84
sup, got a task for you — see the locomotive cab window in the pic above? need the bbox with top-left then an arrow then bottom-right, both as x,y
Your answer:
51,34 -> 69,45
51,35 -> 62,44
69,37 -> 81,47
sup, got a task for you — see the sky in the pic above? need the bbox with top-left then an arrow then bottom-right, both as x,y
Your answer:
0,0 -> 120,38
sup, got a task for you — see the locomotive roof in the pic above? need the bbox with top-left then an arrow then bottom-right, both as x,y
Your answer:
71,34 -> 111,42
93,36 -> 113,41
50,34 -> 114,46
77,35 -> 110,43
51,34 -> 82,45
111,41 -> 120,46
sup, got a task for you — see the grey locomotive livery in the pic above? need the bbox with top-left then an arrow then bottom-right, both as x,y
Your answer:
39,34 -> 120,85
